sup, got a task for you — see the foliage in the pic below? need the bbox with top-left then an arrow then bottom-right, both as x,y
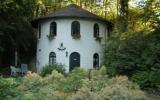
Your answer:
105,29 -> 160,93
40,64 -> 65,77
0,77 -> 22,100
0,68 -> 148,99
70,86 -> 98,100
0,0 -> 159,96
104,0 -> 160,94
99,76 -> 147,100
17,72 -> 60,100
61,68 -> 87,92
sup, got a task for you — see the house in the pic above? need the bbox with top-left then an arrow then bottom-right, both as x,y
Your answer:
31,4 -> 111,72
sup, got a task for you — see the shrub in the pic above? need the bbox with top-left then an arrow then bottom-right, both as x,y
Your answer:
70,86 -> 98,100
40,64 -> 65,77
84,67 -> 109,92
0,77 -> 21,100
18,72 -> 59,99
105,31 -> 160,92
131,71 -> 150,88
43,70 -> 64,83
99,76 -> 147,100
43,70 -> 65,91
90,66 -> 108,79
61,68 -> 87,92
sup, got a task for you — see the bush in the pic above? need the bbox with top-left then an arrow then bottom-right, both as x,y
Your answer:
40,64 -> 65,77
70,86 -> 98,100
0,77 -> 21,100
18,72 -> 59,99
105,30 -> 160,92
0,69 -> 149,99
84,67 -> 109,92
131,71 -> 150,88
61,68 -> 87,92
99,76 -> 147,100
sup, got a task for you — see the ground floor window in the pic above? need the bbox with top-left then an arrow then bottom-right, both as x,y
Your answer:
93,53 -> 99,68
49,52 -> 56,64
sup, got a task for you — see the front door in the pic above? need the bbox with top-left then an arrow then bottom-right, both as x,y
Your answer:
69,52 -> 80,71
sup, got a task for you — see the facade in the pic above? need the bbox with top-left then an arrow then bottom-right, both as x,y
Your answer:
31,4 -> 111,72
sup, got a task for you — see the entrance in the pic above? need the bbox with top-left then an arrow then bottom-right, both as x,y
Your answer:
69,52 -> 80,71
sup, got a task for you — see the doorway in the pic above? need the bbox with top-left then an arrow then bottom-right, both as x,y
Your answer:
69,52 -> 80,71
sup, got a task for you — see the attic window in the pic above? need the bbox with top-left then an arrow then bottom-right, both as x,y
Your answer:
94,23 -> 99,38
50,22 -> 57,37
71,21 -> 80,38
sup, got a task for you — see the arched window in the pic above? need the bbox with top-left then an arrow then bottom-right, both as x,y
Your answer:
50,22 -> 57,36
94,24 -> 99,38
93,53 -> 99,68
49,52 -> 56,64
71,21 -> 80,38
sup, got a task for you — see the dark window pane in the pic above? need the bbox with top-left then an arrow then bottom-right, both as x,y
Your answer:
50,22 -> 57,36
93,53 -> 99,68
49,52 -> 56,64
94,24 -> 99,38
71,21 -> 80,37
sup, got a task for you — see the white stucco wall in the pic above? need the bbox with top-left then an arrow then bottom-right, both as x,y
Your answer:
36,18 -> 108,72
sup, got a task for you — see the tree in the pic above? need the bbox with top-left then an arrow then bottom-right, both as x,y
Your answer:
104,0 -> 160,92
0,0 -> 39,67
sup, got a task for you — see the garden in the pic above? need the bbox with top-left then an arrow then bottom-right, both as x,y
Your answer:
0,65 -> 149,100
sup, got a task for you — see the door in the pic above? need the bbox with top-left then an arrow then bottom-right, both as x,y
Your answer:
69,52 -> 80,71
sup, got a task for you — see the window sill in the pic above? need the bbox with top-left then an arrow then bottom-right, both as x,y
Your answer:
72,34 -> 81,39
95,37 -> 102,42
47,34 -> 56,39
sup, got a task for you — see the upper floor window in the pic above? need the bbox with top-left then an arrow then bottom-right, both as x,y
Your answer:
49,52 -> 56,64
94,23 -> 99,38
50,22 -> 57,36
38,23 -> 41,39
71,21 -> 80,38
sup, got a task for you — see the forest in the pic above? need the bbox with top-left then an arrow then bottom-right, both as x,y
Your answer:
0,0 -> 160,99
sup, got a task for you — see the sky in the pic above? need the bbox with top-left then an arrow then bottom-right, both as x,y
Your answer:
129,0 -> 147,7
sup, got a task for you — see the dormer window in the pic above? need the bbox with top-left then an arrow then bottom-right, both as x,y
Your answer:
71,21 -> 80,38
94,23 -> 99,38
50,22 -> 57,37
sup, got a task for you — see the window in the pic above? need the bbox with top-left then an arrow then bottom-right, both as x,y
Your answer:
71,21 -> 80,38
50,22 -> 57,36
49,52 -> 56,64
93,53 -> 99,68
38,23 -> 41,39
94,24 -> 99,38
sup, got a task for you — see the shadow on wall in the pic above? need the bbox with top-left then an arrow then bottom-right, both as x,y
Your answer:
29,57 -> 37,72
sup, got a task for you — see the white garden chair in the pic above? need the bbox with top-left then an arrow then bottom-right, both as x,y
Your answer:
10,66 -> 17,76
21,64 -> 28,75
